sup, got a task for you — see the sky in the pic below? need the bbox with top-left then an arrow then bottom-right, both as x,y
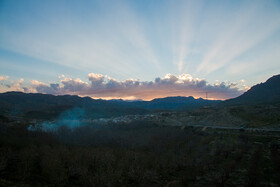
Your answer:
0,0 -> 280,100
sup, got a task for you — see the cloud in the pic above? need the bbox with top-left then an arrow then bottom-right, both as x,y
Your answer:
61,78 -> 89,93
0,76 -> 9,81
88,73 -> 104,88
58,74 -> 65,79
29,80 -> 58,94
8,73 -> 244,100
1,78 -> 25,92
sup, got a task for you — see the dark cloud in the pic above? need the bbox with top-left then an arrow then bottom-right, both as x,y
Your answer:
1,78 -> 25,92
0,76 -> 9,81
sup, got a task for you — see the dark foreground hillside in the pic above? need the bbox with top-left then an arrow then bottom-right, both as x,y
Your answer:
224,74 -> 280,105
0,121 -> 279,186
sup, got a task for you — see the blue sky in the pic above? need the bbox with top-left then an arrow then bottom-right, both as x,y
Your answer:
0,0 -> 280,100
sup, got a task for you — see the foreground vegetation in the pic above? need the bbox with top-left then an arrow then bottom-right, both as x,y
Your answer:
0,121 -> 280,186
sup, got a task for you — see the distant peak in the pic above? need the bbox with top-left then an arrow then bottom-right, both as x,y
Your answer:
4,91 -> 25,94
265,74 -> 280,83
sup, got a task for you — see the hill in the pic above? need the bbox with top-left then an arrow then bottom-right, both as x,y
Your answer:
224,74 -> 280,105
0,92 -> 220,119
120,96 -> 220,110
220,74 -> 280,127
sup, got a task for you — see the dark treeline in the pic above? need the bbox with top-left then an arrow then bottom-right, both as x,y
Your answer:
0,121 -> 280,186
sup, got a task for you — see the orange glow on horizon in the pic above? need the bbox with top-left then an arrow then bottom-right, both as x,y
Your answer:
87,95 -> 227,101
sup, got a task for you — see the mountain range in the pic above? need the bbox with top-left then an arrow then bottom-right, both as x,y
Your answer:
0,92 -> 220,119
0,74 -> 279,120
